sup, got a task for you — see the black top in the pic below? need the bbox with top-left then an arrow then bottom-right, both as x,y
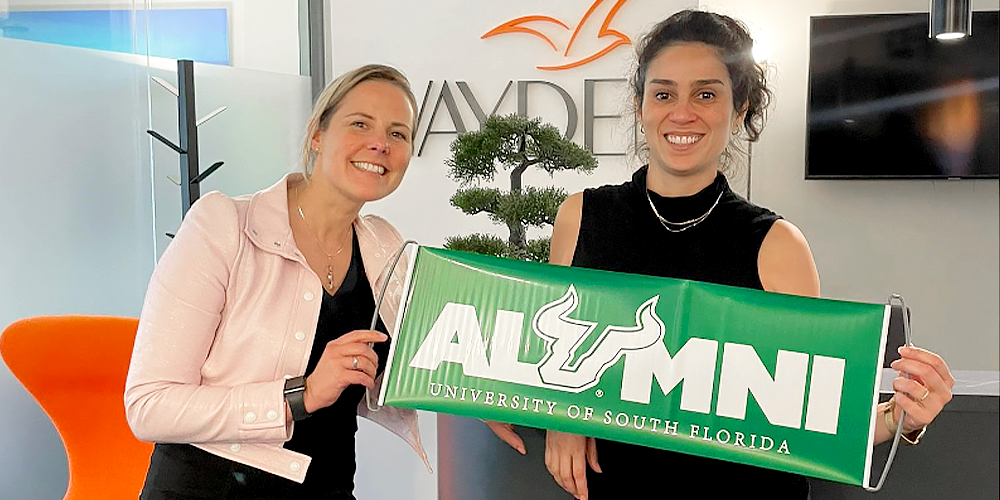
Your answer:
576,167 -> 810,498
284,231 -> 390,493
574,166 -> 779,288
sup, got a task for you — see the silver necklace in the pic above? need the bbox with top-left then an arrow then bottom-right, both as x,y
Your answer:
296,195 -> 350,292
645,188 -> 723,233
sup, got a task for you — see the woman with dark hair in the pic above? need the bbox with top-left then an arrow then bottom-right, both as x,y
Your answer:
125,64 -> 429,499
488,10 -> 953,499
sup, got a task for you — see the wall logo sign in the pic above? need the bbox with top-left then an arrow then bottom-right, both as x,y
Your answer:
481,0 -> 633,70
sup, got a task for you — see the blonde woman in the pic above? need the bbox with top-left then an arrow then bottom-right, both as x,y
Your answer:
126,64 -> 428,499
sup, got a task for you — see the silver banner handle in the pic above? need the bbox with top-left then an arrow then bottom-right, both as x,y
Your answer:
365,240 -> 420,412
865,293 -> 913,492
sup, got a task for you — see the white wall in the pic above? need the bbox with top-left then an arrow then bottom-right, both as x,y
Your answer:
224,0 -> 301,75
704,0 -> 1000,370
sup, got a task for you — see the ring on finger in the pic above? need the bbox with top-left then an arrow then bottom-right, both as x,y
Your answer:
352,356 -> 359,370
918,386 -> 930,402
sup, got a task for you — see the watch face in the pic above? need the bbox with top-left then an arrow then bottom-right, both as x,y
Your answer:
284,376 -> 306,394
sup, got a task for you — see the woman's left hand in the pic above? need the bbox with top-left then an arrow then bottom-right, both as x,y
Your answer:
889,346 -> 955,433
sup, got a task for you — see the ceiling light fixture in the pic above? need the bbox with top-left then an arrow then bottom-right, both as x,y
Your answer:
929,0 -> 972,40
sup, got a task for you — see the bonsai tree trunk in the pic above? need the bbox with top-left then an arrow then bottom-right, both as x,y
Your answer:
508,161 -> 529,249
507,135 -> 530,250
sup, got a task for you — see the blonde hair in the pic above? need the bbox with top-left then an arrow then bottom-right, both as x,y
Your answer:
301,64 -> 418,178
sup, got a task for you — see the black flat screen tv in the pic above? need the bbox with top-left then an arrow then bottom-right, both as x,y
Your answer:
806,12 -> 999,179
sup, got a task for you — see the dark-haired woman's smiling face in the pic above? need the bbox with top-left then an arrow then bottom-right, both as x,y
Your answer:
640,42 -> 740,178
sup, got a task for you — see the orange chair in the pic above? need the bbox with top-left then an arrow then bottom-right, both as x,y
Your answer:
1,316 -> 154,500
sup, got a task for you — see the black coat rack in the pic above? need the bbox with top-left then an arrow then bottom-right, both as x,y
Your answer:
147,59 -> 226,233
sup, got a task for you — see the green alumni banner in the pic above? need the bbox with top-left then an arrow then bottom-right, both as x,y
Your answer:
379,247 -> 890,487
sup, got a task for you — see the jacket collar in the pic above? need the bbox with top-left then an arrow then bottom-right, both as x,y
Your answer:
245,173 -> 380,266
244,173 -> 304,261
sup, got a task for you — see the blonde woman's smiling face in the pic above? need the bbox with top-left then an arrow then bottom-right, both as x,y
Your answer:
311,80 -> 415,203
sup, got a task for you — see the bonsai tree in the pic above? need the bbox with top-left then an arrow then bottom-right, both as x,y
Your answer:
445,113 -> 597,261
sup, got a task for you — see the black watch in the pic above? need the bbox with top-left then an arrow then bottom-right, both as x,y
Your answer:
283,376 -> 312,421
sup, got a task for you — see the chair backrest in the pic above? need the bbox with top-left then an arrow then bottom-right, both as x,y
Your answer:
1,316 -> 154,500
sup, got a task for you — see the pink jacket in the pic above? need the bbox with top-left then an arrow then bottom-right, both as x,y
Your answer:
125,173 -> 428,483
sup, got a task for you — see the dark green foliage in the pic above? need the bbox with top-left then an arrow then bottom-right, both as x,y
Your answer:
450,187 -> 501,216
524,237 -> 552,262
451,186 -> 565,228
444,234 -> 553,262
445,233 -> 509,258
446,113 -> 597,262
447,114 -> 597,184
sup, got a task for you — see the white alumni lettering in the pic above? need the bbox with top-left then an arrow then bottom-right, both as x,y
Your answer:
409,286 -> 847,435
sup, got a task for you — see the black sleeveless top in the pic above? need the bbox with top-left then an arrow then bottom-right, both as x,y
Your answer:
574,166 -> 778,287
576,167 -> 810,498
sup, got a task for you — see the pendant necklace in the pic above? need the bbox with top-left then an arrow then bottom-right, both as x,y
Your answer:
296,194 -> 350,292
645,188 -> 724,233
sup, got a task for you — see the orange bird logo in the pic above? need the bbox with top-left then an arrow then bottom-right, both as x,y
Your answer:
482,0 -> 633,70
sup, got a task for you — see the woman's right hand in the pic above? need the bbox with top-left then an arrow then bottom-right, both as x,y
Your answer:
302,329 -> 387,413
545,430 -> 601,500
484,420 -> 526,455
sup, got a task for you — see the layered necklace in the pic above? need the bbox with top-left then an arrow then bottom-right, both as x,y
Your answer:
295,189 -> 351,292
645,186 -> 724,233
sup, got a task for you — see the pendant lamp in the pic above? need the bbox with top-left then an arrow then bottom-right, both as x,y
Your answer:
929,0 -> 973,40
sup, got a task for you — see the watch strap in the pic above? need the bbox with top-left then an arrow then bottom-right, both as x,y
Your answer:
283,376 -> 311,421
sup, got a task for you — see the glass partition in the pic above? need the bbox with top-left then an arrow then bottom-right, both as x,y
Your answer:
143,0 -> 309,255
1,4 -> 154,498
1,2 -> 310,498
147,58 -> 311,255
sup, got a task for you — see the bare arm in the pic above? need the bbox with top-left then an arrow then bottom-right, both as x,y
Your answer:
757,220 -> 820,297
757,220 -> 952,445
544,193 -> 602,499
548,192 -> 583,267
